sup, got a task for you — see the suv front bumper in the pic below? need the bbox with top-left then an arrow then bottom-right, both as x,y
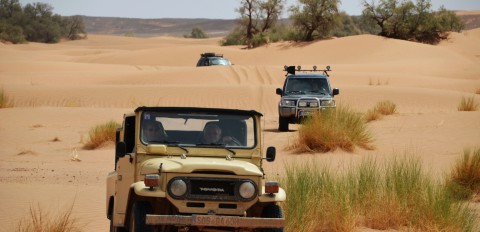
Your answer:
146,214 -> 284,229
279,106 -> 333,122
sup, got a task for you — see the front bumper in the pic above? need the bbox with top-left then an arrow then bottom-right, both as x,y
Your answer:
279,106 -> 333,122
146,214 -> 284,229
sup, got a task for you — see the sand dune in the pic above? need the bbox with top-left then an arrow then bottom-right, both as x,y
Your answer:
0,30 -> 479,231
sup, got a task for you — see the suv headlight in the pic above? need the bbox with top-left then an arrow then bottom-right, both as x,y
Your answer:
321,99 -> 336,107
169,178 -> 187,197
280,99 -> 295,107
239,181 -> 256,200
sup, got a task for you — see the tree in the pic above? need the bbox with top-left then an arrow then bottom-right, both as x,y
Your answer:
289,0 -> 341,41
362,0 -> 464,44
225,0 -> 284,48
361,0 -> 397,36
0,0 -> 24,43
62,15 -> 86,40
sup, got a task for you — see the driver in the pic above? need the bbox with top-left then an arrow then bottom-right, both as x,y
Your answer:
201,122 -> 240,146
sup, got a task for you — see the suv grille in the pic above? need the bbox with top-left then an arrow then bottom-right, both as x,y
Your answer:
168,177 -> 256,202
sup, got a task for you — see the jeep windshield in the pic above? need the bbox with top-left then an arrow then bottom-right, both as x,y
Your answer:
140,111 -> 255,149
284,77 -> 330,95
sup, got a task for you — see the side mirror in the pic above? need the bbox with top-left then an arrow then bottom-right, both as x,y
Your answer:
116,141 -> 126,158
332,88 -> 339,96
266,146 -> 276,162
276,88 -> 283,96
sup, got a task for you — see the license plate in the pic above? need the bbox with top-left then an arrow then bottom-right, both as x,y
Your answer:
299,110 -> 313,117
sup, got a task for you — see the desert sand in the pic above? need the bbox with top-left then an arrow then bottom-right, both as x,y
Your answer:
0,29 -> 479,231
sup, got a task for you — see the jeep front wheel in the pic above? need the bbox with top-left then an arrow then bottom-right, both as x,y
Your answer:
261,204 -> 284,232
278,116 -> 289,132
130,201 -> 153,232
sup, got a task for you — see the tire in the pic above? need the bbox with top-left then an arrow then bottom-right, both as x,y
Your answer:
130,201 -> 153,232
261,204 -> 284,232
278,116 -> 289,132
110,220 -> 127,232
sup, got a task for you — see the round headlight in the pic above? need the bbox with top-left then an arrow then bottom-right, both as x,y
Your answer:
239,181 -> 256,199
169,179 -> 187,197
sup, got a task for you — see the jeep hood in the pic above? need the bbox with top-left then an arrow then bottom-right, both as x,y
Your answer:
139,157 -> 263,176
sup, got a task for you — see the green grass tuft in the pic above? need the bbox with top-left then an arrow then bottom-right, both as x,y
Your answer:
83,120 -> 120,150
290,106 -> 375,153
281,155 -> 478,232
458,96 -> 479,111
447,147 -> 480,200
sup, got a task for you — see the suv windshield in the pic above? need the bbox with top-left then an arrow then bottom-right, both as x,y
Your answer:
140,111 -> 255,148
285,78 -> 330,95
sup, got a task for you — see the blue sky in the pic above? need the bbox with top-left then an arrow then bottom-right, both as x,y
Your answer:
18,0 -> 480,19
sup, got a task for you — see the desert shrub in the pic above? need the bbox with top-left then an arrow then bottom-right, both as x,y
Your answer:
185,27 -> 208,39
14,203 -> 83,232
458,96 -> 479,111
0,88 -> 14,108
374,100 -> 396,115
365,100 -> 397,122
83,120 -> 120,150
221,27 -> 245,46
364,108 -> 383,122
447,147 -> 480,200
281,156 -> 477,232
290,106 -> 375,153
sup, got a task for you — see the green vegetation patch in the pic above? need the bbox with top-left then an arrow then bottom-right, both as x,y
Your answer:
281,155 -> 478,232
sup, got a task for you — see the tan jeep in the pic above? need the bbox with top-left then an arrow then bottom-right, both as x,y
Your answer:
106,107 -> 286,232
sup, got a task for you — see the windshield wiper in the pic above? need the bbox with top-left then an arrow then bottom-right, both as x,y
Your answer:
150,140 -> 189,153
286,90 -> 303,94
306,90 -> 326,94
195,143 -> 236,155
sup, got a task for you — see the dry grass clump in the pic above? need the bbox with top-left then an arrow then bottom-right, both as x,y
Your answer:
0,88 -> 14,108
447,147 -> 480,200
83,120 -> 120,150
368,78 -> 389,86
14,203 -> 83,232
457,96 -> 479,111
289,106 -> 375,153
281,155 -> 478,232
365,100 -> 397,122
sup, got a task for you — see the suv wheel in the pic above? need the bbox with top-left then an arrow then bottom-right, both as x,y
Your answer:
130,201 -> 153,232
261,204 -> 284,232
278,116 -> 289,132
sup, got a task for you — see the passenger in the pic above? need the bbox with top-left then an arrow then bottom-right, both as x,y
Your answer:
142,121 -> 167,143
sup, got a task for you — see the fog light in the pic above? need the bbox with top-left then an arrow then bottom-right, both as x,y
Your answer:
239,181 -> 256,199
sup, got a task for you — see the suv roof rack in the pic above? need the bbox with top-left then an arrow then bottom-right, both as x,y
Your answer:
283,65 -> 331,77
201,52 -> 223,58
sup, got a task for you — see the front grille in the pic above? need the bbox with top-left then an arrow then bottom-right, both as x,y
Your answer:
168,177 -> 256,202
190,179 -> 236,198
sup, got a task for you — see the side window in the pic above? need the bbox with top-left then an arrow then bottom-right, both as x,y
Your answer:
124,116 -> 136,153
